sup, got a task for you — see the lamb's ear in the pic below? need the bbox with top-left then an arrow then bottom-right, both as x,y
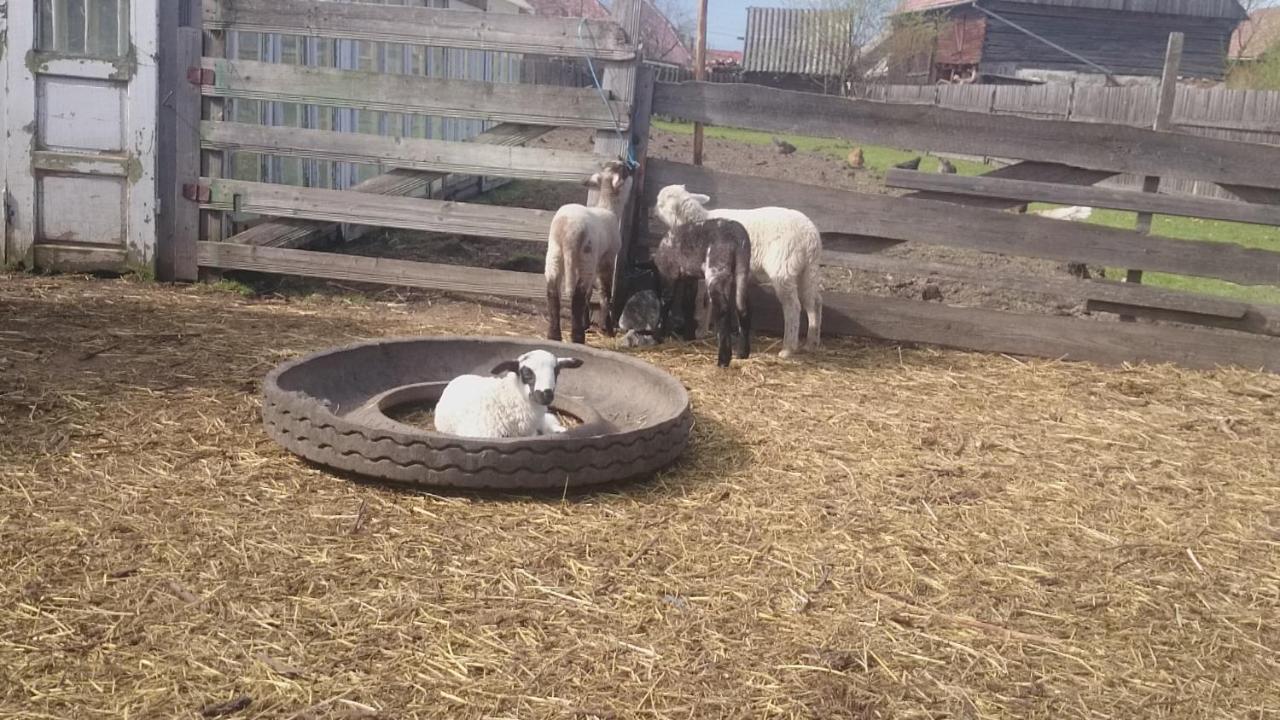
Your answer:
556,357 -> 584,370
490,360 -> 520,376
691,193 -> 711,205
611,172 -> 627,191
583,173 -> 601,189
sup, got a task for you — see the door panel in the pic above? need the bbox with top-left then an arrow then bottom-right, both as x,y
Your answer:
4,0 -> 156,272
38,76 -> 126,151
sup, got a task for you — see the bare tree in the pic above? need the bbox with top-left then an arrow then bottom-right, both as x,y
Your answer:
640,0 -> 696,67
791,0 -> 918,93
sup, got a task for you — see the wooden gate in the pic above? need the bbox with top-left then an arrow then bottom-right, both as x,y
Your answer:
170,0 -> 648,297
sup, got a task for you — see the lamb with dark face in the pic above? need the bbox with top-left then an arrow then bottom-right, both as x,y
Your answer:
653,218 -> 753,368
434,350 -> 584,438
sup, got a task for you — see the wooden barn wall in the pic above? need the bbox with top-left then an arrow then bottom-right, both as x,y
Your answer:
978,1 -> 1239,79
935,8 -> 985,66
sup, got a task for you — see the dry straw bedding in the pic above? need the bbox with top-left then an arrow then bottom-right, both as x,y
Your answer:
0,274 -> 1277,720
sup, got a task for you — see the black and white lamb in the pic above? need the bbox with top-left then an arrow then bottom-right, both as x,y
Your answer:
434,349 -> 583,438
544,160 -> 634,344
654,185 -> 822,358
654,218 -> 752,368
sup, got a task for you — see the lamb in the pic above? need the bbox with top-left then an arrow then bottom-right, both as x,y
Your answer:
545,160 -> 634,344
653,185 -> 822,357
653,218 -> 752,368
434,349 -> 583,439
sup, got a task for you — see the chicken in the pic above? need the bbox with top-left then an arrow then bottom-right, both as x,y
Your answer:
894,156 -> 922,171
771,137 -> 797,155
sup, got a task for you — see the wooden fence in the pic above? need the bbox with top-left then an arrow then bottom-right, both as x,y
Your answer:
164,4 -> 1280,373
853,82 -> 1280,198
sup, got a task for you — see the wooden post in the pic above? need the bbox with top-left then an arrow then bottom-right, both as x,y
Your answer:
156,1 -> 201,281
614,64 -> 656,303
1123,32 -> 1182,320
200,14 -> 228,267
692,0 -> 708,165
590,0 -> 643,325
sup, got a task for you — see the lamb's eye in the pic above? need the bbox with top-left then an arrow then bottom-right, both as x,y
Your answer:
520,368 -> 534,383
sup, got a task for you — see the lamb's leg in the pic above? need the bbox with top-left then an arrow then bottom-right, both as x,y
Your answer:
570,284 -> 589,345
798,262 -> 823,351
597,255 -> 617,338
712,290 -> 733,368
679,279 -> 699,342
774,279 -> 802,358
545,250 -> 564,342
735,243 -> 753,360
546,282 -> 562,342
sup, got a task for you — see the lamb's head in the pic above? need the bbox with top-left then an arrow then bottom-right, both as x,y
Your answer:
490,349 -> 584,407
584,160 -> 634,197
654,184 -> 711,228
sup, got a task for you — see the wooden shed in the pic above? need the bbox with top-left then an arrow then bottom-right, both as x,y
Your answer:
893,0 -> 1248,84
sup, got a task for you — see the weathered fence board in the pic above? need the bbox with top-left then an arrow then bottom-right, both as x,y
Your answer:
751,287 -> 1280,373
198,242 -> 547,299
653,82 -> 1280,190
201,179 -> 553,242
646,160 -> 1280,286
226,123 -> 558,249
899,161 -> 1115,210
203,0 -> 635,61
202,121 -> 602,182
202,59 -> 630,130
886,169 -> 1280,227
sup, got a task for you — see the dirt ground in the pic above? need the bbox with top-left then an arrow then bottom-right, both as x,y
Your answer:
326,127 -> 1094,319
2,273 -> 1278,719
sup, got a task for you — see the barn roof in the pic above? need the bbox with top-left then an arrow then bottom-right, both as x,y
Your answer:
897,0 -> 1247,20
524,0 -> 693,66
741,7 -> 855,75
1230,7 -> 1280,60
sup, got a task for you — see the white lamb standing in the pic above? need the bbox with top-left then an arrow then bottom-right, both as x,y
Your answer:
653,185 -> 822,357
434,350 -> 583,439
545,160 -> 634,344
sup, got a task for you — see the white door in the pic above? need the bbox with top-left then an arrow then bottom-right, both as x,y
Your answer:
2,0 -> 157,273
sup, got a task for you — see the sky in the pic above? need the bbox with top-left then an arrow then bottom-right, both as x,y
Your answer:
703,0 -> 790,51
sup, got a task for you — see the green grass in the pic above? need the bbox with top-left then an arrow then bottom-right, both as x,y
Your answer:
651,118 -> 991,177
651,119 -> 1280,305
1027,204 -> 1280,305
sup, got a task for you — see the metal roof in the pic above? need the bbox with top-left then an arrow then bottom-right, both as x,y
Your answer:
742,7 -> 855,75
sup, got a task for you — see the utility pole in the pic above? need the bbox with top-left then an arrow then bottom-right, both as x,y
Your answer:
693,0 -> 708,165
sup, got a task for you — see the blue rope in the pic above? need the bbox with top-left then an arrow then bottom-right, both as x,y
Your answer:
578,18 -> 638,169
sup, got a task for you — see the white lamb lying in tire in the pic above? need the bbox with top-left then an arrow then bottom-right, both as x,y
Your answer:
434,350 -> 584,439
653,184 -> 822,357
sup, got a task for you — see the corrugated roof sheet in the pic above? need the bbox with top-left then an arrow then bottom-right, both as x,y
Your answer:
897,0 -> 1246,20
742,7 -> 854,75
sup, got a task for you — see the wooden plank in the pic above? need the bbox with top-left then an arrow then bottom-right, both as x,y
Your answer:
201,179 -> 554,243
200,122 -> 603,183
202,0 -> 635,60
651,81 -> 1280,190
156,23 -> 202,282
646,160 -> 1280,287
885,170 -> 1280,227
201,27 -> 227,249
31,151 -> 130,177
1127,33 -> 1184,309
613,64 -> 655,303
202,59 -> 630,131
32,245 -> 128,274
226,123 -> 558,250
1085,300 -> 1280,336
197,242 -> 547,299
822,250 -> 1253,320
749,287 -> 1280,373
900,161 -> 1115,211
